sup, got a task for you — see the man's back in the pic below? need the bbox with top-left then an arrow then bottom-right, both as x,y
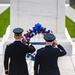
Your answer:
4,41 -> 35,75
34,45 -> 66,75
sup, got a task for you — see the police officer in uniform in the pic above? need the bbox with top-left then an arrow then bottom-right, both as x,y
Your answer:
34,33 -> 67,75
4,28 -> 35,75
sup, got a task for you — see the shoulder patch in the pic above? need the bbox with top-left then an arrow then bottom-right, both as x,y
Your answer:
7,44 -> 10,46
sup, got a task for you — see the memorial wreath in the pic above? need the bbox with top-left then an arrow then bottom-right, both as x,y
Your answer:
22,23 -> 53,61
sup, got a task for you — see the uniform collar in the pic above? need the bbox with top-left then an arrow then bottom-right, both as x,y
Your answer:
15,39 -> 21,41
45,45 -> 52,47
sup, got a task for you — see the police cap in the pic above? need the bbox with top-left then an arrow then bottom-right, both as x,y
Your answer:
13,28 -> 24,36
44,33 -> 56,42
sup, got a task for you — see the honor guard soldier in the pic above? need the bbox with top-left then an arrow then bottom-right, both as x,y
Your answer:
4,28 -> 35,75
34,33 -> 67,75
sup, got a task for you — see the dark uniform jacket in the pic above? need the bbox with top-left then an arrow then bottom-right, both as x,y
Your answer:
34,44 -> 67,75
4,41 -> 35,75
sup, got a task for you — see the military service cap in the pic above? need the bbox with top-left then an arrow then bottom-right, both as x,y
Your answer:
13,28 -> 24,36
44,33 -> 56,42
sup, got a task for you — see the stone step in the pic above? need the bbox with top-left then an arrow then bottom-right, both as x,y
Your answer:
58,56 -> 75,75
72,42 -> 75,54
0,54 -> 3,75
0,42 -> 3,54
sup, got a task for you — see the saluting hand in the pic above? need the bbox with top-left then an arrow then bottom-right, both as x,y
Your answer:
53,40 -> 59,45
21,36 -> 27,42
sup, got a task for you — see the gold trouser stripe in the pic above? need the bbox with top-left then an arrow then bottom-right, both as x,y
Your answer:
5,69 -> 8,72
34,70 -> 35,74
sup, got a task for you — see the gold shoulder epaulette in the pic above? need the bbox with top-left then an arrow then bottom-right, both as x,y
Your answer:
7,44 -> 10,46
26,43 -> 31,46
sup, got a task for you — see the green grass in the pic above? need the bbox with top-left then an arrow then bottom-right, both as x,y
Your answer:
0,7 -> 10,37
70,4 -> 75,9
65,16 -> 75,38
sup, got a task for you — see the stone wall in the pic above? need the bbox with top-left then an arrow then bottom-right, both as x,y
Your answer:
0,0 -> 71,4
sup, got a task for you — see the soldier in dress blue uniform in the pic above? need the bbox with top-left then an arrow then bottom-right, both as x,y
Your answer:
4,28 -> 35,75
34,33 -> 67,75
